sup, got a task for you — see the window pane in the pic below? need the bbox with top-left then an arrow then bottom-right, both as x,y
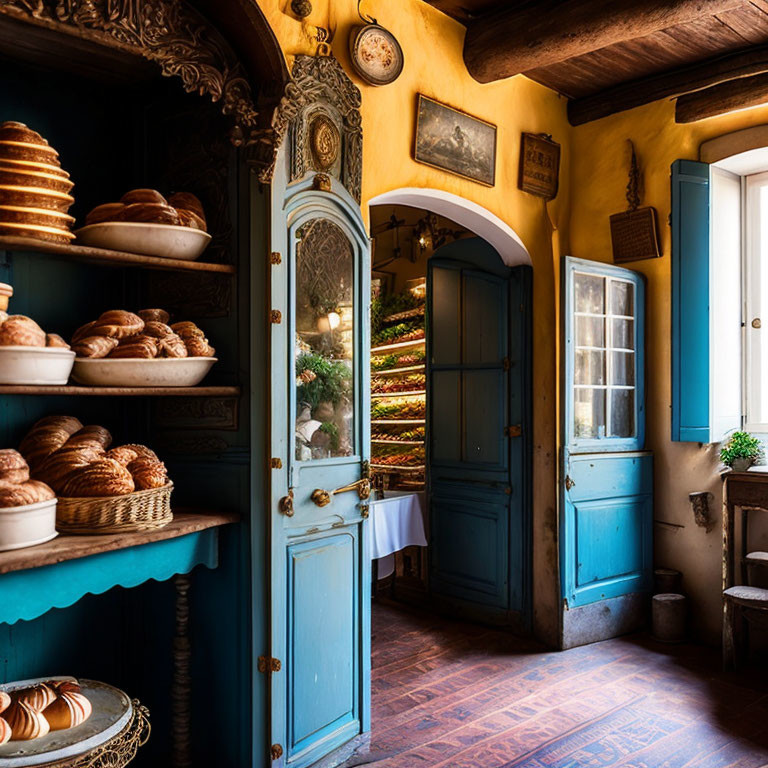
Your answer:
610,389 -> 635,437
576,316 -> 605,347
611,318 -> 634,350
610,351 -> 635,386
610,280 -> 634,316
295,219 -> 355,461
575,274 -> 605,314
575,350 -> 605,385
575,388 -> 605,438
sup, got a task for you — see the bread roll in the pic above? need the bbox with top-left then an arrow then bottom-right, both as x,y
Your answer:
73,335 -> 119,359
71,320 -> 97,344
185,337 -> 215,357
19,415 -> 83,470
176,208 -> 206,232
43,691 -> 92,731
121,202 -> 180,226
60,457 -> 134,497
12,683 -> 55,712
67,425 -> 112,450
105,446 -> 140,466
170,321 -> 205,340
85,202 -> 125,226
138,308 -> 169,324
120,188 -> 167,205
45,333 -> 69,348
129,456 -> 168,490
107,335 -> 158,359
0,716 -> 9,746
120,444 -> 159,461
0,691 -> 10,715
158,333 -> 187,358
91,310 -> 144,339
0,315 -> 45,347
168,192 -> 205,222
4,701 -> 49,740
142,321 -> 172,338
0,449 -> 29,487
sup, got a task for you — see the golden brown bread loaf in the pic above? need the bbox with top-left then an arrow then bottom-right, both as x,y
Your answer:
120,188 -> 167,206
85,202 -> 125,226
141,321 -> 173,338
19,415 -> 83,470
120,443 -> 159,461
158,333 -> 187,358
0,315 -> 46,347
138,308 -> 170,324
60,457 -> 135,497
107,335 -> 158,359
43,691 -> 92,731
90,310 -> 144,339
128,456 -> 168,490
105,446 -> 140,466
121,202 -> 180,226
67,425 -> 112,450
45,333 -> 70,348
35,444 -> 104,493
0,480 -> 56,507
0,449 -> 29,487
4,700 -> 49,740
73,335 -> 119,358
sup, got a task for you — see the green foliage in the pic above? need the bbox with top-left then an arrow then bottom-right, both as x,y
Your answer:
319,421 -> 340,451
372,320 -> 422,347
720,431 -> 764,467
296,353 -> 352,410
371,290 -> 423,338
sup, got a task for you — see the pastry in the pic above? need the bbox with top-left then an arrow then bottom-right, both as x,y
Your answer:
71,321 -> 97,344
0,122 -> 56,149
176,208 -> 206,231
142,321 -> 173,339
108,335 -> 158,359
170,321 -> 205,341
0,310 -> 7,325
0,691 -> 10,714
60,457 -> 135,497
0,167 -> 73,194
120,444 -> 159,461
49,680 -> 81,695
67,425 -> 112,450
0,315 -> 46,347
184,336 -> 215,357
0,717 -> 9,746
138,308 -> 170,324
36,444 -> 105,492
121,202 -> 180,226
0,479 -> 55,507
168,192 -> 205,222
158,333 -> 187,358
120,188 -> 167,205
90,310 -> 144,339
105,446 -> 140,466
43,690 -> 92,731
46,333 -> 69,348
19,415 -> 83,470
85,202 -> 125,226
0,449 -> 29,487
73,335 -> 119,358
12,683 -> 55,712
4,700 -> 49,740
129,456 -> 168,490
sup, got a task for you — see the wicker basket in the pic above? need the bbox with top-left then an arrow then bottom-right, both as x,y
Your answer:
56,482 -> 173,534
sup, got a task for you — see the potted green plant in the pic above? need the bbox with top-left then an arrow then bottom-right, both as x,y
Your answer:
720,431 -> 764,471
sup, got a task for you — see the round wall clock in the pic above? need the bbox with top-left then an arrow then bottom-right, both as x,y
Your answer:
349,23 -> 404,87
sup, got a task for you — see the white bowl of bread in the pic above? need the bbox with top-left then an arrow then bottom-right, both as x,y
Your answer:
69,308 -> 216,387
0,449 -> 57,552
0,310 -> 74,385
74,189 -> 210,261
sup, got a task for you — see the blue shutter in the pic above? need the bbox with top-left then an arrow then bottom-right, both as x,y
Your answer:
671,159 -> 710,442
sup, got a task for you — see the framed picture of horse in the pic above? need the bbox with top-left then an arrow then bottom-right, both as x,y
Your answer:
414,95 -> 497,186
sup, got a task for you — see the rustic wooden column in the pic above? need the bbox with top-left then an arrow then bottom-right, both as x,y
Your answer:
173,574 -> 192,768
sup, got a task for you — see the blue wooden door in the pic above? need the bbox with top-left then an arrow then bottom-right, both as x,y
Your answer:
268,176 -> 371,767
428,239 -> 529,624
561,257 -> 652,616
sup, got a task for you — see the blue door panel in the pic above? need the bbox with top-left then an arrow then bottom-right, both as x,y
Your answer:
463,369 -> 506,470
566,453 -> 654,502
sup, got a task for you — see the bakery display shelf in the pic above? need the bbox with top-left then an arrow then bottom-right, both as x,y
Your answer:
0,235 -> 236,275
0,385 -> 240,396
371,464 -> 425,473
372,439 -> 424,446
371,364 -> 426,377
371,337 -> 426,354
371,419 -> 426,425
371,390 -> 426,398
0,509 -> 239,626
382,306 -> 425,323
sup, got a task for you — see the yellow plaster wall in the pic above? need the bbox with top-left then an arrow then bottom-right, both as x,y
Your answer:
254,0 -> 571,644
571,100 -> 768,643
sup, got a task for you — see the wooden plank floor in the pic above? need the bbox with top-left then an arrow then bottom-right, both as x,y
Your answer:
344,603 -> 768,767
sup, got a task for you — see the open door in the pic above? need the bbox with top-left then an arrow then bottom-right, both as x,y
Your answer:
427,238 -> 530,627
267,180 -> 371,767
561,256 -> 652,648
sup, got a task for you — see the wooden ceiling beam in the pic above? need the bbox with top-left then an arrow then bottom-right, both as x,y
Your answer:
464,0 -> 744,83
568,43 -> 768,125
675,70 -> 768,122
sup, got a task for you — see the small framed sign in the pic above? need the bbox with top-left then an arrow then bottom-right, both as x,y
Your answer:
518,133 -> 560,199
609,207 -> 661,263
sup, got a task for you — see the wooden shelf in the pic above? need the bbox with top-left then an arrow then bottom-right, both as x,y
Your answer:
371,464 -> 425,473
372,439 -> 425,446
371,365 -> 425,377
372,390 -> 426,398
0,235 -> 236,275
371,419 -> 426,425
371,337 -> 426,354
0,385 -> 240,397
382,306 -> 425,323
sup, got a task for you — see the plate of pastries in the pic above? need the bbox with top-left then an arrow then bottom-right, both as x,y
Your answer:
0,677 -> 134,765
0,121 -> 75,244
69,308 -> 216,387
75,188 -> 210,261
0,284 -> 75,386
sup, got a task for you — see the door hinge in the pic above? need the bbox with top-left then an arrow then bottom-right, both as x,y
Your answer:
270,251 -> 282,265
504,425 -> 521,438
564,475 -> 575,491
502,357 -> 511,371
258,655 -> 282,674
270,457 -> 282,470
270,310 -> 282,324
271,743 -> 284,760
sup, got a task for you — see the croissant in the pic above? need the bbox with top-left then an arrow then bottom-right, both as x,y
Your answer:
45,333 -> 70,348
158,333 -> 187,358
19,415 -> 83,470
168,192 -> 205,222
129,457 -> 168,490
105,446 -> 140,466
0,480 -> 55,508
12,683 -> 55,712
0,716 -> 9,745
185,336 -> 215,357
170,321 -> 205,340
60,458 -> 135,497
4,700 -> 50,740
120,188 -> 167,205
71,320 -> 97,344
121,202 -> 179,226
108,335 -> 158,359
0,449 -> 29,487
73,335 -> 119,358
67,425 -> 112,450
142,321 -> 173,338
120,444 -> 158,461
0,690 -> 10,714
43,691 -> 92,731
175,208 -> 206,232
36,444 -> 105,493
0,315 -> 46,347
85,202 -> 125,226
90,310 -> 144,339
138,308 -> 170,324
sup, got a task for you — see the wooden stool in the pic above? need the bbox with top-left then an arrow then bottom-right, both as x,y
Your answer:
723,585 -> 768,670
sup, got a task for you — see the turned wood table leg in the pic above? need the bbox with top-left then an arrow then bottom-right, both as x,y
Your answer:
173,574 -> 192,768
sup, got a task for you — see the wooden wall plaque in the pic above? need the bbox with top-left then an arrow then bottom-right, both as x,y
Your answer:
610,206 -> 661,263
518,133 -> 560,199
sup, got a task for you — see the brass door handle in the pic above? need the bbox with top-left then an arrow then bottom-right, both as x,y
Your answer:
311,478 -> 372,507
279,489 -> 294,516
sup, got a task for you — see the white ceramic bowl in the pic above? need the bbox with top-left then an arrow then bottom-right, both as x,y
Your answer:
0,497 -> 57,552
72,357 -> 217,387
0,346 -> 75,385
74,222 -> 211,261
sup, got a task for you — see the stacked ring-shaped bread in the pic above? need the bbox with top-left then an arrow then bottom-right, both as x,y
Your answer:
0,122 -> 75,243
0,449 -> 55,509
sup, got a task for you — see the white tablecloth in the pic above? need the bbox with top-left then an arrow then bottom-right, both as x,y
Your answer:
368,492 -> 427,578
